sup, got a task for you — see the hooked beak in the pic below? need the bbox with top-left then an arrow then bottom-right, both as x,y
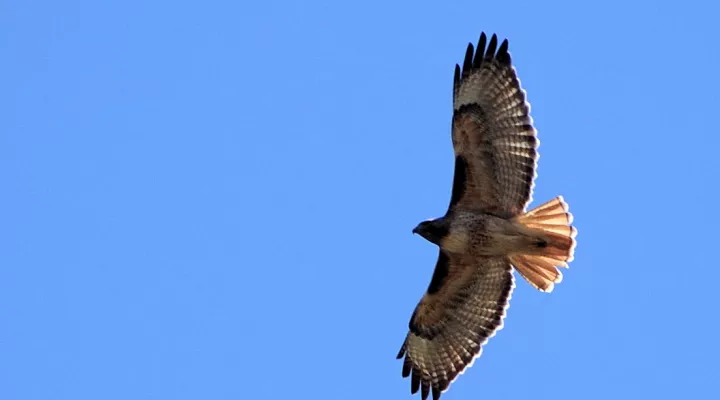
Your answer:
412,226 -> 419,235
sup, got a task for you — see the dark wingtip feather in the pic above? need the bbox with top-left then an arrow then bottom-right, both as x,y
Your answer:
485,34 -> 498,60
396,340 -> 407,359
453,64 -> 460,92
432,386 -> 442,400
473,32 -> 487,68
498,38 -> 509,55
456,33 -> 515,91
496,39 -> 511,64
421,382 -> 430,400
411,371 -> 421,394
462,43 -> 474,77
402,357 -> 412,377
439,377 -> 451,392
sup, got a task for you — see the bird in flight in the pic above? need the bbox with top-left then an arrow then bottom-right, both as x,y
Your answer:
396,32 -> 577,400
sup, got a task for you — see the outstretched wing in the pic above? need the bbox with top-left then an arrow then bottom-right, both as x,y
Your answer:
396,254 -> 514,400
448,33 -> 538,217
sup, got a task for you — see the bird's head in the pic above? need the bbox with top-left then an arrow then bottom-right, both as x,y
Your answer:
412,218 -> 450,245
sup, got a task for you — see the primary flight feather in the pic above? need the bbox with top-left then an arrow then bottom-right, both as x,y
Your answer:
396,32 -> 578,400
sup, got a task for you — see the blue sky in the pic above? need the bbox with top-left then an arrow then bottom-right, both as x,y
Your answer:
3,0 -> 720,399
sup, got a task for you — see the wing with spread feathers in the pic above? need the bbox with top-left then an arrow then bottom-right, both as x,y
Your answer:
396,254 -> 514,400
448,32 -> 538,217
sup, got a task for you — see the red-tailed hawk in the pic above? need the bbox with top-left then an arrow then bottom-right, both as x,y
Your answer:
396,32 -> 577,400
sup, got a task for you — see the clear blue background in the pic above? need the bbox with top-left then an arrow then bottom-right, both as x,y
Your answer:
3,1 -> 719,399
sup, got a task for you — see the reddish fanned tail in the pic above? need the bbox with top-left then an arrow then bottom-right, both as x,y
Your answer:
509,196 -> 577,292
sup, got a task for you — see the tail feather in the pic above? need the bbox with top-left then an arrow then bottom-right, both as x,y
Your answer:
511,196 -> 577,292
510,254 -> 562,292
523,197 -> 569,218
523,213 -> 571,226
524,223 -> 573,236
540,232 -> 576,263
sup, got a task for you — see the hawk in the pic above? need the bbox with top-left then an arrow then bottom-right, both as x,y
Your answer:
396,33 -> 577,400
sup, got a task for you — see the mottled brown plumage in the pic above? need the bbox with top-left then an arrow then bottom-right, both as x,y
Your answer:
397,33 -> 578,400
